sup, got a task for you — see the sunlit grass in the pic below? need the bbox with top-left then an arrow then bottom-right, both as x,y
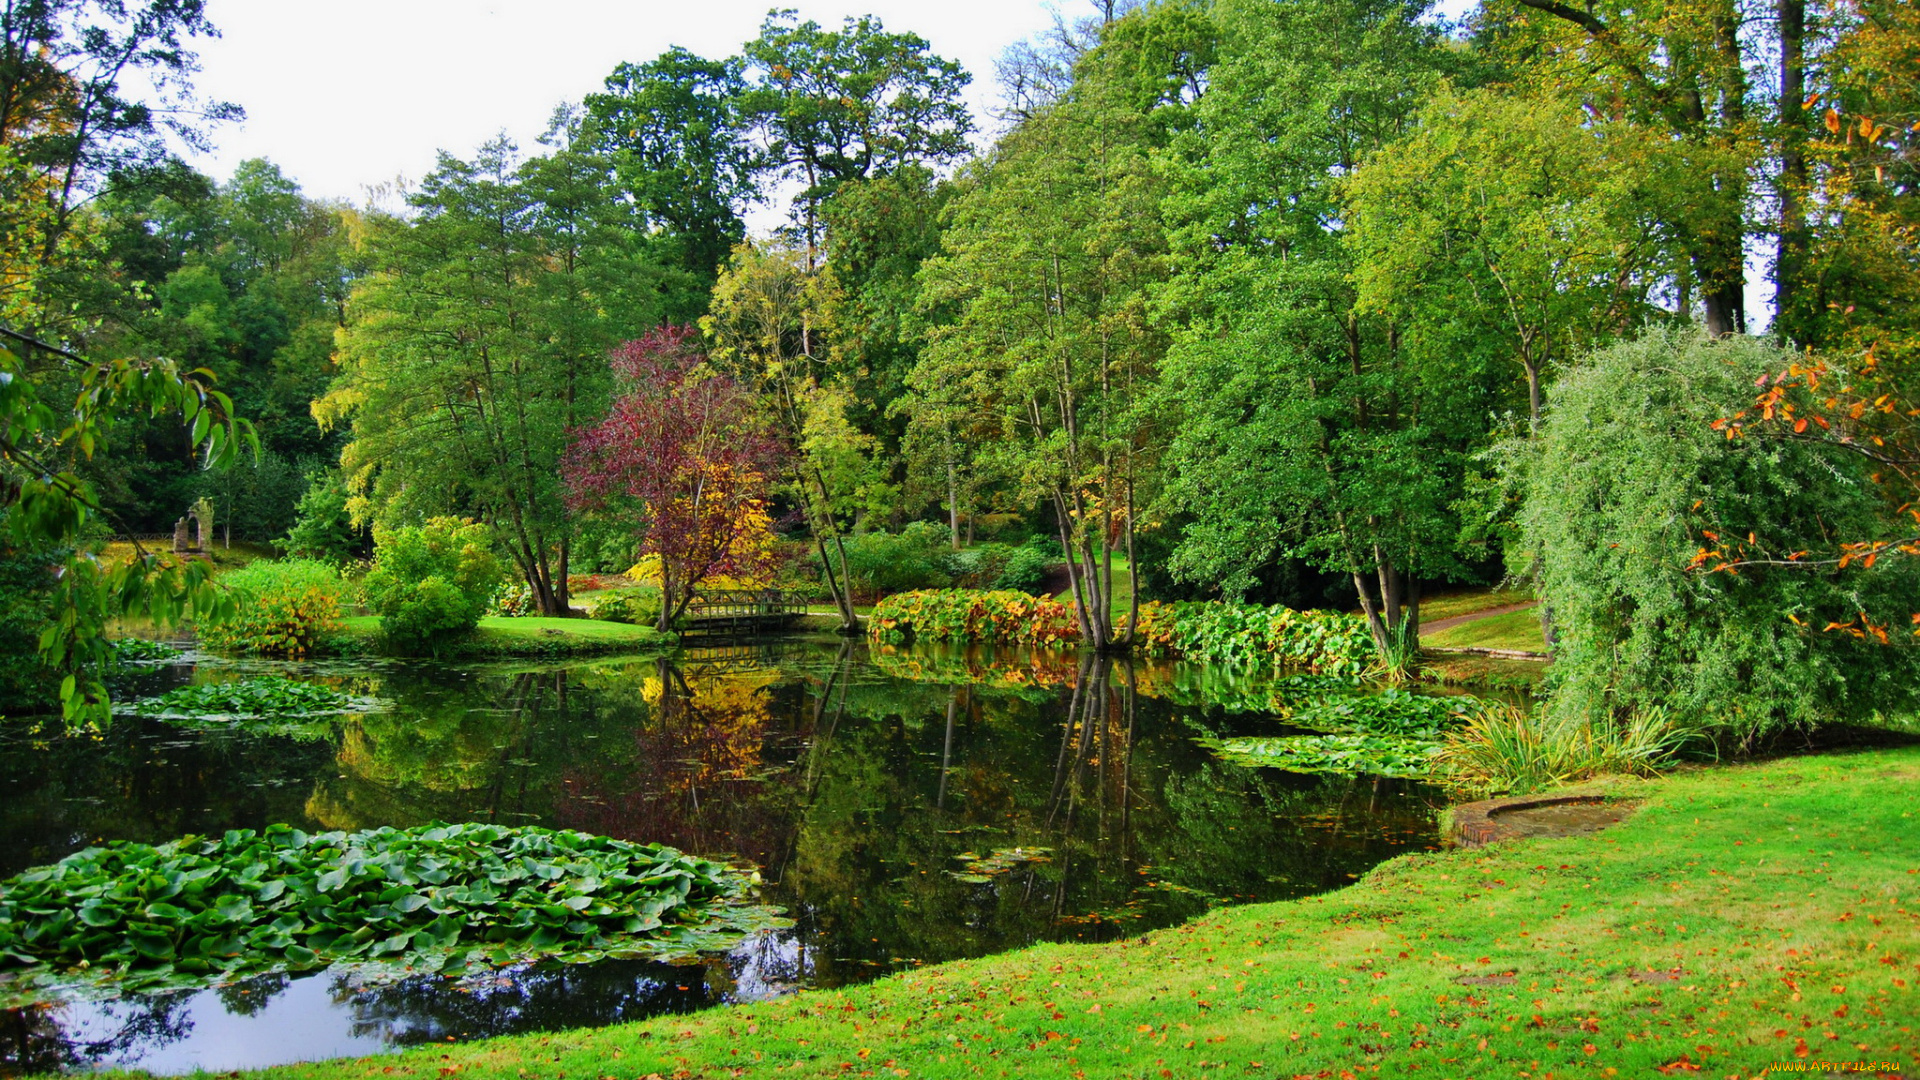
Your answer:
1419,586 -> 1534,624
1424,606 -> 1548,652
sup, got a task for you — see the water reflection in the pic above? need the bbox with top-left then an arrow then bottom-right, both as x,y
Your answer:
0,638 -> 1442,1075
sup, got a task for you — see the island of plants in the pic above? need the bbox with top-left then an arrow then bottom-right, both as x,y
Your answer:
125,676 -> 383,732
0,821 -> 784,1007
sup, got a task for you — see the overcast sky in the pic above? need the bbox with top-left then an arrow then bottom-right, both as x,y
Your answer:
185,0 -> 1071,208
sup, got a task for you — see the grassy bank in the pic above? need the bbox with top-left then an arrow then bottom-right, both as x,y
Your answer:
158,746 -> 1917,1079
330,615 -> 675,658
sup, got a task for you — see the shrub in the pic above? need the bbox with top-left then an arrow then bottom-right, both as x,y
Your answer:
1436,705 -> 1698,795
198,558 -> 349,657
946,541 -> 1018,589
870,589 -> 1080,647
280,472 -> 363,565
991,541 -> 1054,595
488,582 -> 534,618
1523,328 -> 1920,735
1123,600 -> 1376,677
0,519 -> 65,715
363,518 -> 504,650
836,523 -> 954,599
586,588 -> 663,627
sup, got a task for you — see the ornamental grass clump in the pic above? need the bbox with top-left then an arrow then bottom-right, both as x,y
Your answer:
1436,703 -> 1700,794
870,589 -> 1079,647
197,558 -> 350,657
0,822 -> 779,1005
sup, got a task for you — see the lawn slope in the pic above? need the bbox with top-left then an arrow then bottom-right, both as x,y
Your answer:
134,748 -> 1919,1078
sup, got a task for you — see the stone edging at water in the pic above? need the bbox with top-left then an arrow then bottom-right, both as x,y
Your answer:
1450,793 -> 1642,847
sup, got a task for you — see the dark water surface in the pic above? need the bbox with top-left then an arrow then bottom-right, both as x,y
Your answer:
1,638 -> 1443,1075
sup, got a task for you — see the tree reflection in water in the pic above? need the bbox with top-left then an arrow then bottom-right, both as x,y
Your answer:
0,638 -> 1442,1076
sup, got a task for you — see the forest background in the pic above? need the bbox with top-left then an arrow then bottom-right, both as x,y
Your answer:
0,0 -> 1916,733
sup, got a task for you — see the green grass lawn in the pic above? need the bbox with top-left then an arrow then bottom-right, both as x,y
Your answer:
1420,587 -> 1535,624
164,746 -> 1920,1080
1050,554 -> 1135,617
332,615 -> 674,657
1425,605 -> 1549,652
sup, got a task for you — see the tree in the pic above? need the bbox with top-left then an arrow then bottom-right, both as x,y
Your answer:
582,47 -> 760,300
912,4 -> 1207,650
566,327 -> 783,631
741,9 -> 973,256
0,329 -> 252,724
322,134 -> 667,615
0,0 -> 240,293
1152,0 -> 1466,659
1479,0 -> 1766,336
1345,85 -> 1677,433
703,237 -> 877,632
1523,327 -> 1920,735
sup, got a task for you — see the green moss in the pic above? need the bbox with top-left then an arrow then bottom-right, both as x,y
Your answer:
327,616 -> 675,658
160,747 -> 1920,1079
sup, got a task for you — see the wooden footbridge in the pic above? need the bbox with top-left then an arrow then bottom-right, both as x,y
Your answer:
682,588 -> 809,637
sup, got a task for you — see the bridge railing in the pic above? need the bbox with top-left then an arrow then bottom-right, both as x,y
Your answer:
685,588 -> 807,621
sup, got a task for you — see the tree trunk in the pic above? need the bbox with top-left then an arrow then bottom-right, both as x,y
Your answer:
1775,0 -> 1808,329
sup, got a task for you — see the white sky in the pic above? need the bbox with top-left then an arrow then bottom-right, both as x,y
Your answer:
186,0 -> 1070,208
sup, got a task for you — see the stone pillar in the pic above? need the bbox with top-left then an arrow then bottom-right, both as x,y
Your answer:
173,517 -> 190,554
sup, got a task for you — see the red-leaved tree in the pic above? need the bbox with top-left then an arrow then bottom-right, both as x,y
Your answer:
567,327 -> 785,630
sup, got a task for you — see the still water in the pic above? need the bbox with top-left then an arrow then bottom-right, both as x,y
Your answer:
0,637 -> 1443,1075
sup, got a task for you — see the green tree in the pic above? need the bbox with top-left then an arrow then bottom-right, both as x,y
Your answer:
741,9 -> 973,255
323,133 -> 667,615
1345,85 -> 1677,432
913,4 -> 1203,649
1151,0 -> 1465,657
583,47 -> 759,298
703,237 -> 876,632
1479,0 -> 1764,335
1523,327 -> 1920,735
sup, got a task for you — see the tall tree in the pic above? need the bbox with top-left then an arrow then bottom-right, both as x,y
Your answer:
913,4 -> 1203,650
1480,0 -> 1761,335
322,135 -> 667,615
703,237 -> 880,632
1345,86 -> 1678,433
582,47 -> 759,303
741,9 -> 973,257
0,0 -> 239,300
1152,0 -> 1466,658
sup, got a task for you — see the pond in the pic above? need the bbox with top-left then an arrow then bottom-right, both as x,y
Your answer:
0,637 -> 1446,1076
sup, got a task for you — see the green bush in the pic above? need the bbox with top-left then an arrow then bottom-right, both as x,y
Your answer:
363,518 -> 504,651
1523,327 -> 1920,735
586,587 -> 662,627
991,541 -> 1054,594
279,471 -> 364,565
835,522 -> 954,599
946,541 -> 1017,588
0,517 -> 64,716
869,589 -> 1080,647
1124,600 -> 1378,678
198,558 -> 350,657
